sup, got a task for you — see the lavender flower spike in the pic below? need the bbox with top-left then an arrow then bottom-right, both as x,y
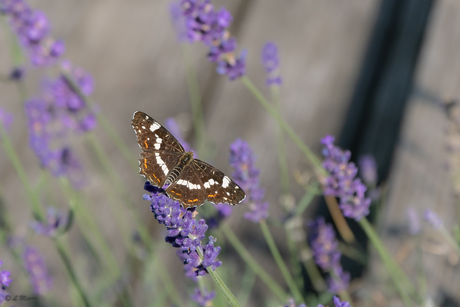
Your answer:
229,139 -> 269,222
30,207 -> 68,237
261,42 -> 282,86
317,296 -> 351,307
321,135 -> 371,221
309,217 -> 350,293
22,246 -> 52,294
0,259 -> 12,305
0,107 -> 13,132
178,0 -> 246,80
144,183 -> 222,276
424,209 -> 442,229
358,154 -> 378,186
190,287 -> 216,307
0,0 -> 65,66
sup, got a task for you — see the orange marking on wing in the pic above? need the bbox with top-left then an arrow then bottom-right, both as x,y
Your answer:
188,199 -> 198,202
208,194 -> 216,198
144,140 -> 149,148
144,159 -> 148,170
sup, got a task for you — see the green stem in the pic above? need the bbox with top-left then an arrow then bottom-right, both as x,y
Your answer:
197,247 -> 241,307
0,123 -> 44,221
293,182 -> 320,217
55,239 -> 92,307
61,72 -> 138,171
440,226 -> 460,256
271,86 -> 290,194
241,76 -> 324,175
260,220 -> 304,303
59,178 -> 121,276
220,223 -> 288,302
182,44 -> 208,158
359,218 -> 414,306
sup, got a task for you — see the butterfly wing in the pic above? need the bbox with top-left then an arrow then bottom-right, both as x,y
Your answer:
192,159 -> 246,205
132,111 -> 184,187
165,164 -> 206,209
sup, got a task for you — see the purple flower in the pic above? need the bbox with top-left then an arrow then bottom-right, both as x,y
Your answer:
190,287 -> 216,306
358,155 -> 378,186
24,62 -> 96,188
321,135 -> 371,221
0,260 -> 12,288
177,0 -> 246,80
229,139 -> 269,222
308,217 -> 341,270
0,107 -> 14,132
316,296 -> 351,307
0,260 -> 11,306
309,218 -> 350,293
22,246 -> 52,295
261,42 -> 282,86
207,203 -> 233,229
144,184 -> 222,276
30,207 -> 67,237
9,67 -> 24,80
284,299 -> 306,307
326,266 -> 350,293
169,1 -> 188,42
406,207 -> 421,235
0,0 -> 65,66
424,209 -> 442,229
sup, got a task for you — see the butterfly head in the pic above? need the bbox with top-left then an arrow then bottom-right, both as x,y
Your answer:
179,151 -> 194,166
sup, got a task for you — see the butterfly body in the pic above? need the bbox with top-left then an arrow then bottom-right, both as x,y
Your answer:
132,111 -> 246,209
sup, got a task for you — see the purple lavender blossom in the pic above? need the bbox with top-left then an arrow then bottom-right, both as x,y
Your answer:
144,184 -> 222,276
178,0 -> 246,80
308,217 -> 341,271
317,296 -> 351,307
30,207 -> 67,237
9,67 -> 24,80
321,135 -> 371,221
424,209 -> 442,229
169,1 -> 188,42
0,107 -> 13,132
24,62 -> 96,188
406,207 -> 421,235
22,246 -> 52,294
0,260 -> 12,306
0,0 -> 65,66
190,287 -> 216,307
261,42 -> 282,86
326,266 -> 350,293
229,139 -> 269,222
308,217 -> 350,293
358,155 -> 378,186
284,299 -> 306,307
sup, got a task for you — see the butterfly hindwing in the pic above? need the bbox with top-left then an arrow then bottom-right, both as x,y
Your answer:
192,159 -> 246,205
132,111 -> 185,154
165,164 -> 206,209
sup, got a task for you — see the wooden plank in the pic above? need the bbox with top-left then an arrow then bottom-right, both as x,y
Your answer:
370,0 -> 460,303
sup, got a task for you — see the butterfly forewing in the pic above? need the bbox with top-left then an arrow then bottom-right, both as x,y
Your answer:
193,159 -> 246,205
165,165 -> 206,209
132,111 -> 185,154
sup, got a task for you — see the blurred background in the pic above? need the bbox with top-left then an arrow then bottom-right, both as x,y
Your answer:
1,0 -> 460,306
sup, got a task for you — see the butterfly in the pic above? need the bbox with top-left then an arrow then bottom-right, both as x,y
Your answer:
132,111 -> 246,209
